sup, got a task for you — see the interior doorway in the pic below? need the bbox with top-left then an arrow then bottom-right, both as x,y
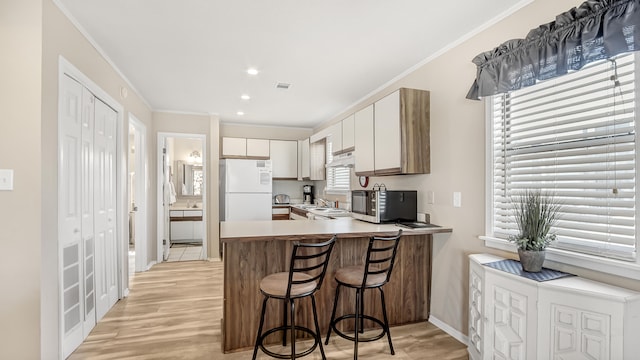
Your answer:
128,115 -> 148,275
157,133 -> 207,263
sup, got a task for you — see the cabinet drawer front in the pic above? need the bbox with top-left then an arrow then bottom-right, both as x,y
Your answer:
183,210 -> 203,217
169,210 -> 184,217
272,208 -> 290,215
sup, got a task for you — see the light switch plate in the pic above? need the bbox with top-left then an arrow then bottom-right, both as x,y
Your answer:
427,191 -> 435,204
0,169 -> 14,191
453,192 -> 462,207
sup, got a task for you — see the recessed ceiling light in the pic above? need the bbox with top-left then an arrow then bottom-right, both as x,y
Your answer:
247,68 -> 259,75
237,111 -> 245,116
276,82 -> 291,90
241,94 -> 251,100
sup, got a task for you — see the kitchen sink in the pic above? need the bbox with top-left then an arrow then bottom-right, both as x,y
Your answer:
310,208 -> 351,217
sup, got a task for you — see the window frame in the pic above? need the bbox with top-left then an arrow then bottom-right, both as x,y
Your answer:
325,136 -> 351,195
483,54 -> 640,280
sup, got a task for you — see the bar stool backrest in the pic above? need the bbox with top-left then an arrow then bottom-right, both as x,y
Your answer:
362,229 -> 403,289
286,235 -> 337,299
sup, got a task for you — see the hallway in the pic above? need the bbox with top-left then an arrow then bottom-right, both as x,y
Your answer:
69,260 -> 468,359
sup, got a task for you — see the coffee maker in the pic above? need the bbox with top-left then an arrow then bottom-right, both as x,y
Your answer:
303,185 -> 314,204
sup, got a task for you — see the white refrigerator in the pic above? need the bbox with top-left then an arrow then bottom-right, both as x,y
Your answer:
220,159 -> 273,221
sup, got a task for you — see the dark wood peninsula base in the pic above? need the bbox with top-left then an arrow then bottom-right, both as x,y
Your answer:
220,219 -> 452,353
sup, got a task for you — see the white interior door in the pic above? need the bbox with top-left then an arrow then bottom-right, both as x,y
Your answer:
60,74 -> 85,357
81,87 -> 96,337
130,116 -> 147,272
95,97 -> 119,320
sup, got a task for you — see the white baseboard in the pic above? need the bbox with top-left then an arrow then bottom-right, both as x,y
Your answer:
123,288 -> 130,297
428,315 -> 469,346
146,260 -> 157,271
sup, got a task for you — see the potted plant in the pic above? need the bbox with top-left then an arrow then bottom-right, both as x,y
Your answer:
509,190 -> 561,272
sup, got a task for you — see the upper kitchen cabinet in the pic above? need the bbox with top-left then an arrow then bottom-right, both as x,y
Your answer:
372,88 -> 430,176
354,104 -> 374,175
221,137 -> 270,159
341,114 -> 355,152
328,122 -> 342,155
270,140 -> 298,179
246,138 -> 270,157
298,138 -> 310,180
329,114 -> 355,156
297,138 -> 325,180
310,139 -> 326,181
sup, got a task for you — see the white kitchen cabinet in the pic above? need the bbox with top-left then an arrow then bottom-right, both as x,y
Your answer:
270,140 -> 298,179
310,139 -> 326,181
374,90 -> 402,173
221,137 -> 270,159
247,138 -> 270,157
329,122 -> 342,155
342,114 -> 355,152
354,104 -> 374,175
169,210 -> 203,242
298,138 -> 310,180
222,137 -> 247,157
469,254 -> 640,360
354,88 -> 430,176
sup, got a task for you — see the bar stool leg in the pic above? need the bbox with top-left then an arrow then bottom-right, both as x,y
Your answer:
311,295 -> 327,360
325,284 -> 341,345
354,288 -> 363,360
379,288 -> 395,355
290,299 -> 296,360
282,300 -> 288,346
252,296 -> 269,360
359,291 -> 365,334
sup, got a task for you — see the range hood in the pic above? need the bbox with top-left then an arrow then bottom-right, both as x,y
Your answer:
326,151 -> 354,168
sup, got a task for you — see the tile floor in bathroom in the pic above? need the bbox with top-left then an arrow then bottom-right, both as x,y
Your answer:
166,243 -> 204,262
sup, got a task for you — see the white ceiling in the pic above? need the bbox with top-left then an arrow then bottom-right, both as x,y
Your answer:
55,0 -> 525,128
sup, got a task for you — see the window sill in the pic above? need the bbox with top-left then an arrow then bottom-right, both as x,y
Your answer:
480,236 -> 640,280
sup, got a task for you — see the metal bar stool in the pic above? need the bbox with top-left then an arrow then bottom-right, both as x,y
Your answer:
325,229 -> 402,359
252,235 -> 337,360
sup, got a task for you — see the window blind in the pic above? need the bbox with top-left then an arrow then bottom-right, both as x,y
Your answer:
491,53 -> 637,261
326,138 -> 350,192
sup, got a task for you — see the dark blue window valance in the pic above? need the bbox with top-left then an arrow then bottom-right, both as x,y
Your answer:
466,0 -> 640,100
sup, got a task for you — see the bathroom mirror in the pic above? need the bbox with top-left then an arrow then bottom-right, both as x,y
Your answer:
176,160 -> 204,196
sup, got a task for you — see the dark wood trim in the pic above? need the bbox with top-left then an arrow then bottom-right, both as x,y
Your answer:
219,155 -> 270,160
169,216 -> 203,222
289,207 -> 308,218
354,170 -> 376,177
272,176 -> 298,180
271,214 -> 290,221
332,146 -> 355,156
374,167 -> 403,176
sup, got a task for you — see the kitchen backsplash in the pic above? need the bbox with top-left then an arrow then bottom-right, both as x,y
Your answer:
272,180 -> 314,203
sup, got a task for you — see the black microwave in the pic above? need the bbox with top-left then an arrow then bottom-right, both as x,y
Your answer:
351,190 -> 417,224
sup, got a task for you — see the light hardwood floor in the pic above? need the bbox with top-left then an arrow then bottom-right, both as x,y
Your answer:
69,260 -> 468,359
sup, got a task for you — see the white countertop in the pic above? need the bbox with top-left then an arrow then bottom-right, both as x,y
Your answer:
220,218 -> 452,242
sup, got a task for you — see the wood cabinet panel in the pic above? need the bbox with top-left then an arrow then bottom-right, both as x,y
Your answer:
298,138 -> 310,180
222,234 -> 433,352
309,139 -> 325,181
221,137 -> 246,157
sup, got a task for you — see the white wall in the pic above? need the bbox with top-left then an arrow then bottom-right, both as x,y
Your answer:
0,1 -> 43,358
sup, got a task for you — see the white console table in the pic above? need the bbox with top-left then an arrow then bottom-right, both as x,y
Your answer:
469,253 -> 640,360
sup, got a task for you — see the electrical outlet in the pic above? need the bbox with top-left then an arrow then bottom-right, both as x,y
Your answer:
417,213 -> 427,223
0,169 -> 14,191
453,192 -> 462,207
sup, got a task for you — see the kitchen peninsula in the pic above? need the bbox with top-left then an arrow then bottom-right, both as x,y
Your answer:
219,218 -> 452,353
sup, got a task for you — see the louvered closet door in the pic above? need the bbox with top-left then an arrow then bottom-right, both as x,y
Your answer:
94,97 -> 119,321
60,74 -> 85,357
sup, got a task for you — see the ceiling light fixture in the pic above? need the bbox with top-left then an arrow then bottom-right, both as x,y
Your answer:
247,68 -> 259,75
237,111 -> 245,116
276,82 -> 291,90
241,94 -> 251,100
